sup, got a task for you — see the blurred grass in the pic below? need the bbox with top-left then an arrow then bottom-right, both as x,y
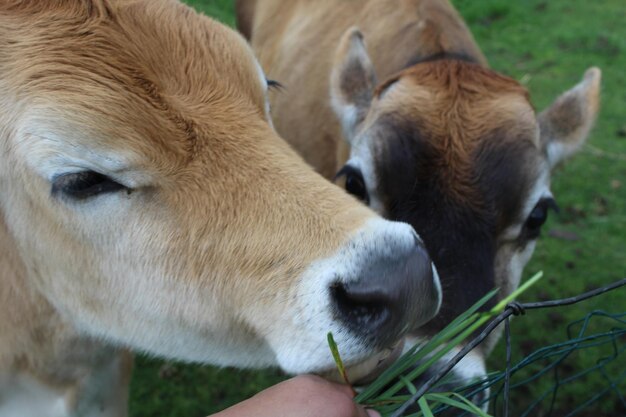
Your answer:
130,1 -> 626,416
183,0 -> 234,26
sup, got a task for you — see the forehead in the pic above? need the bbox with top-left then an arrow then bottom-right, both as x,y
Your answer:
375,61 -> 536,145
5,0 -> 267,157
369,61 -> 543,227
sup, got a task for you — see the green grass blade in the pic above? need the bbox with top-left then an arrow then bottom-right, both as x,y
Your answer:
374,311 -> 497,399
450,393 -> 492,417
327,332 -> 356,396
357,289 -> 498,402
436,289 -> 500,335
378,313 -> 491,398
426,393 -> 492,417
399,375 -> 418,395
490,271 -> 543,314
417,396 -> 435,417
327,332 -> 346,380
359,272 -> 542,408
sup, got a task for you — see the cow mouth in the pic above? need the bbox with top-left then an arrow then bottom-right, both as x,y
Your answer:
322,340 -> 404,386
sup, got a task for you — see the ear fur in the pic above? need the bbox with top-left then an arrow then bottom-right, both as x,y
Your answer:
538,67 -> 602,169
330,27 -> 377,142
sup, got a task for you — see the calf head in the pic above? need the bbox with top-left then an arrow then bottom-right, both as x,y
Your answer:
330,28 -> 601,355
0,2 -> 441,383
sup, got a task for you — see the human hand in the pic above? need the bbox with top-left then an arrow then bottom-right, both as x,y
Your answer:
211,374 -> 380,417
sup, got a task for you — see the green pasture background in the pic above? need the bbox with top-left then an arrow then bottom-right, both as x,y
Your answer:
130,0 -> 626,415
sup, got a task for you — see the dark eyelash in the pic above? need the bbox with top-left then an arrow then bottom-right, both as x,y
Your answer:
51,171 -> 126,200
267,79 -> 284,91
334,165 -> 362,181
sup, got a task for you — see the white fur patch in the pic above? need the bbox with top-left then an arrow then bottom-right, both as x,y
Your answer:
344,142 -> 385,214
0,352 -> 127,417
449,347 -> 487,382
0,373 -> 69,417
500,166 -> 552,241
331,99 -> 359,142
253,59 -> 274,127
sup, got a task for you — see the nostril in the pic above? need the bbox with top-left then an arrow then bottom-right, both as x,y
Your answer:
328,228 -> 440,346
330,282 -> 391,330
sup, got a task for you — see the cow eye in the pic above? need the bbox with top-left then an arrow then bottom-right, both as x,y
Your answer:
524,198 -> 559,237
267,79 -> 284,91
334,165 -> 369,204
52,171 -> 127,200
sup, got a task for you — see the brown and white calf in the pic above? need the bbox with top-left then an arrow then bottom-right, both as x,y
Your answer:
0,1 -> 442,416
237,0 -> 601,389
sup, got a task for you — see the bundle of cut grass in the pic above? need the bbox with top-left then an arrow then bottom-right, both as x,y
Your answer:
328,271 -> 544,417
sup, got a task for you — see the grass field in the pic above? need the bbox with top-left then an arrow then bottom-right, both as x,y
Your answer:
129,1 -> 626,416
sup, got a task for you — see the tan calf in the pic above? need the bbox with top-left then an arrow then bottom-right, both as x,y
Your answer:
0,1 -> 442,416
237,0 -> 601,393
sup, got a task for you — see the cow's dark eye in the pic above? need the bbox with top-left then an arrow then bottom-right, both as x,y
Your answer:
334,165 -> 369,204
524,198 -> 559,238
52,171 -> 127,200
267,79 -> 284,91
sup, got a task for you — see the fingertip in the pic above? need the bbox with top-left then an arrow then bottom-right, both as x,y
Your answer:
333,382 -> 357,398
366,409 -> 381,417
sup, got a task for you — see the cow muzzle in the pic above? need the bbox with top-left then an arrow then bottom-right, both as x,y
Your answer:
330,232 -> 441,348
274,218 -> 441,378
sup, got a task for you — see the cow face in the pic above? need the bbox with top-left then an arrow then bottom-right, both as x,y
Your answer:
0,3 -> 441,381
330,28 -> 601,348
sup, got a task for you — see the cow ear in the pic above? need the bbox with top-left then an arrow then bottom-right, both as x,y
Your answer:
538,67 -> 601,170
330,27 -> 377,143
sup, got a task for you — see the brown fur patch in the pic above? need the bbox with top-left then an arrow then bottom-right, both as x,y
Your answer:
378,60 -> 534,206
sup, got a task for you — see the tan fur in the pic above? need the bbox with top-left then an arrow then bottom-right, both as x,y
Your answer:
238,0 -> 487,178
0,1 -> 435,415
